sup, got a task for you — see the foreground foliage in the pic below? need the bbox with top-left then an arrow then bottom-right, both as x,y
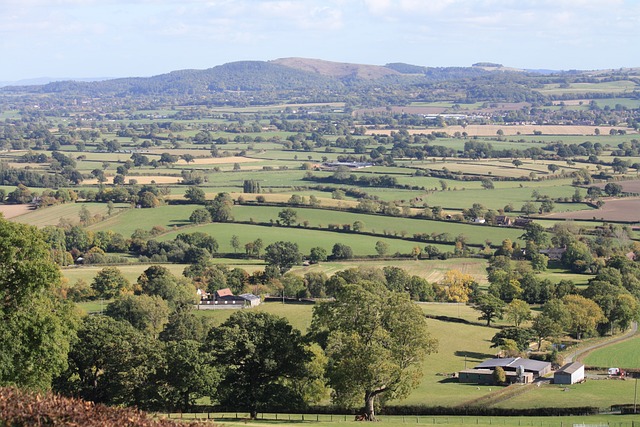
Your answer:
0,218 -> 79,390
0,386 -> 211,427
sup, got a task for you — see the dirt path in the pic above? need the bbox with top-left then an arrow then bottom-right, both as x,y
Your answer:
565,321 -> 638,364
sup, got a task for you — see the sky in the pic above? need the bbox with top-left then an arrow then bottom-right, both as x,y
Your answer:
1,0 -> 640,82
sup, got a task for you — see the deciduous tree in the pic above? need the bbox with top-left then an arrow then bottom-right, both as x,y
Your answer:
505,299 -> 532,327
264,241 -> 303,275
311,281 -> 437,420
208,311 -> 311,418
0,219 -> 79,390
474,293 -> 505,326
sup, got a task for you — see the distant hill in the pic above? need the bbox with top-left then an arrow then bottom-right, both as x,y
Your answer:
271,57 -> 400,80
384,63 -> 489,80
0,76 -> 112,88
472,62 -> 524,72
4,57 -> 625,106
4,61 -> 343,96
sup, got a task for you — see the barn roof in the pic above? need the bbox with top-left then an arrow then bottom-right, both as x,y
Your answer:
475,357 -> 551,373
556,362 -> 584,374
239,293 -> 260,302
215,288 -> 233,298
475,358 -> 518,369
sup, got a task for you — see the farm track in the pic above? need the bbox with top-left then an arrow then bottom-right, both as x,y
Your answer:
455,383 -> 536,408
569,322 -> 639,364
454,322 -> 638,409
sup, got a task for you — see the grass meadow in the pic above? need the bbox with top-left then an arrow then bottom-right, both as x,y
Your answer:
179,300 -> 639,411
157,222 -> 448,255
492,380 -> 637,410
583,335 -> 640,369
230,205 -> 525,246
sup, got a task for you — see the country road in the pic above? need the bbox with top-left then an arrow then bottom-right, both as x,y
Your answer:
565,321 -> 638,364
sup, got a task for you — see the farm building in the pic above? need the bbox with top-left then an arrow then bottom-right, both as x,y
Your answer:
239,293 -> 261,307
539,247 -> 566,261
513,218 -> 533,227
459,368 -> 533,385
554,362 -> 585,384
495,216 -> 513,226
474,357 -> 552,378
197,288 -> 261,309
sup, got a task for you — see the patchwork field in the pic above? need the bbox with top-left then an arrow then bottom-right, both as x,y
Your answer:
11,202 -> 128,227
369,125 -> 633,137
0,203 -> 34,219
544,198 -> 640,222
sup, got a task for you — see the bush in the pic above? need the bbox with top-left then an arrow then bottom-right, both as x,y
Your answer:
0,387 -> 210,427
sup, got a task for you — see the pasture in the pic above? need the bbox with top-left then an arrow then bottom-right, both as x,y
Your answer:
157,222 -> 448,255
181,301 -> 637,410
492,380 -> 637,410
229,205 -> 525,246
583,335 -> 640,369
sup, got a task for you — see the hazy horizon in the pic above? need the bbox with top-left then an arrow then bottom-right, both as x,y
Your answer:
1,0 -> 639,82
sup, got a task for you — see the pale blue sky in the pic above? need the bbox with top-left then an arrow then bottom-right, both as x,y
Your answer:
1,0 -> 639,81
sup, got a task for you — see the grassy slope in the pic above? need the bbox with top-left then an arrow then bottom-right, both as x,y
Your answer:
583,335 -> 640,369
158,222 -> 447,255
492,380 -> 636,410
230,205 -> 525,246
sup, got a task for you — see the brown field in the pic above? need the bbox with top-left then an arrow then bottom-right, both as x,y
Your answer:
543,197 -> 640,222
0,204 -> 35,219
419,160 -> 546,178
5,162 -> 48,169
144,148 -> 211,157
369,125 -> 633,137
175,156 -> 262,166
416,159 -> 587,178
592,179 -> 640,193
291,258 -> 489,284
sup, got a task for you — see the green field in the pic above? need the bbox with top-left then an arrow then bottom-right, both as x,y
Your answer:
158,222 -> 448,255
12,202 -> 129,227
177,301 -> 637,409
538,81 -> 638,95
492,380 -> 637,410
583,335 -> 640,369
194,301 -> 314,333
229,205 -> 525,246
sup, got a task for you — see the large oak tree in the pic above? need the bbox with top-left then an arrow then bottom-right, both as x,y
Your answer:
311,280 -> 437,420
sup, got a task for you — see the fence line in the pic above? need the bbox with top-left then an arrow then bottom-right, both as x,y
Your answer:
156,412 -> 640,427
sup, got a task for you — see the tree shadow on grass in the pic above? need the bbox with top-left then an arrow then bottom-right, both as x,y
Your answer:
438,377 -> 459,384
454,350 -> 495,362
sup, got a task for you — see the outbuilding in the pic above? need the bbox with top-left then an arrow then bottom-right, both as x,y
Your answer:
474,357 -> 552,378
239,293 -> 261,307
554,362 -> 585,384
459,368 -> 533,385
